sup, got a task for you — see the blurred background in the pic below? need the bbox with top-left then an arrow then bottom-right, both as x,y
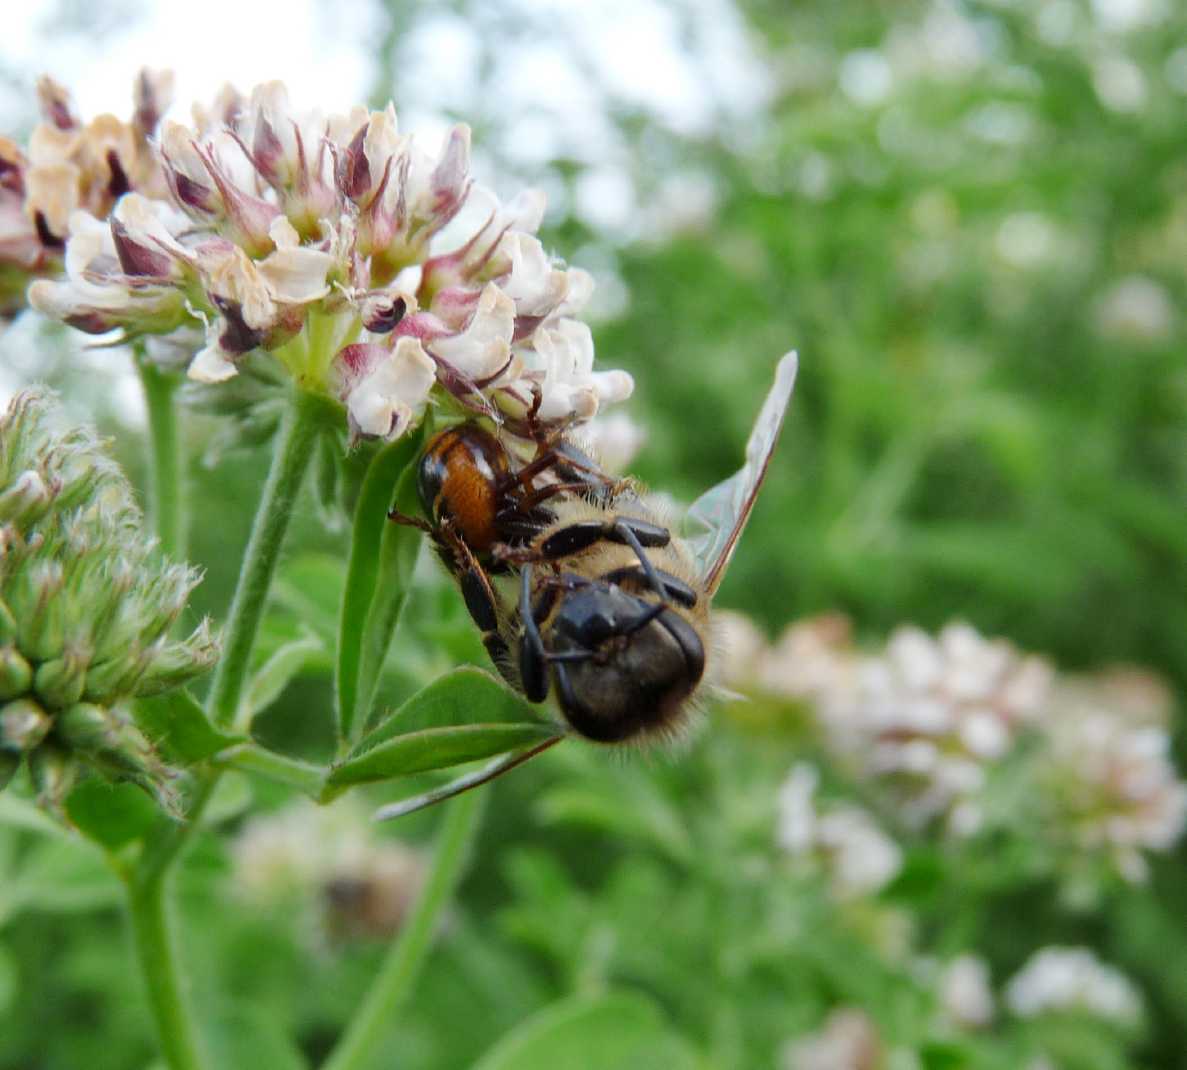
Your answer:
1,0 -> 1186,1067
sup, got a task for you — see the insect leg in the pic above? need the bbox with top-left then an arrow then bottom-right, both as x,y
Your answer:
515,480 -> 598,512
608,519 -> 672,603
387,508 -> 434,533
537,515 -> 670,559
602,565 -> 698,608
449,535 -> 501,634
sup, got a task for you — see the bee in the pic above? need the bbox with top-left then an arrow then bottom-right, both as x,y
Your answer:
393,419 -> 625,685
379,351 -> 798,819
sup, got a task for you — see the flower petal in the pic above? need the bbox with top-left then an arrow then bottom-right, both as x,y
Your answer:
430,282 -> 514,380
344,336 -> 436,439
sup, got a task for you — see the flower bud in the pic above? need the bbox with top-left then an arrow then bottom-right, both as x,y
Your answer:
0,392 -> 218,818
0,649 -> 32,701
0,698 -> 52,753
27,744 -> 77,814
82,648 -> 148,705
0,752 -> 19,793
59,703 -> 181,815
360,292 -> 411,334
33,649 -> 88,708
134,621 -> 219,695
0,470 -> 53,526
11,559 -> 66,662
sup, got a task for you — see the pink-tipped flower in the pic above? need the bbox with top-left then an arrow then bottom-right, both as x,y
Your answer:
1,70 -> 173,318
29,79 -> 633,445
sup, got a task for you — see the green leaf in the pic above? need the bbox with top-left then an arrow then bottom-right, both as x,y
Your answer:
0,792 -> 72,840
271,553 -> 347,646
0,942 -> 17,1016
327,723 -> 557,793
535,779 -> 693,867
354,462 -> 424,739
65,779 -> 159,850
472,992 -> 702,1070
358,667 -> 547,751
206,1007 -> 308,1070
133,690 -> 243,766
344,668 -> 558,800
2,837 -> 119,918
200,771 -> 254,826
336,432 -> 423,744
241,630 -> 324,724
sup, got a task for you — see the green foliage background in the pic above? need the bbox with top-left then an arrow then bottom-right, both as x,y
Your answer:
1,0 -> 1185,1067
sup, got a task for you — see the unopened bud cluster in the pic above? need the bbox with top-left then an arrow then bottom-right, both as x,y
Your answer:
0,391 -> 217,813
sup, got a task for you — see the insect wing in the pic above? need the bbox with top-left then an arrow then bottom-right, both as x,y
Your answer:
684,351 -> 797,595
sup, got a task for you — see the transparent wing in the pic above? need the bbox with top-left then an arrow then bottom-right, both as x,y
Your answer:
684,351 -> 797,595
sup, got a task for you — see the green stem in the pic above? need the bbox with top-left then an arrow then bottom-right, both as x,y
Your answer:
214,742 -> 326,796
207,388 -> 323,730
125,387 -> 325,1070
125,873 -> 207,1070
136,354 -> 186,561
321,792 -> 484,1070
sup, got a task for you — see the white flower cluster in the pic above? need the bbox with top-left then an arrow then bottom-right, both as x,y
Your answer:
781,1009 -> 882,1070
730,615 -> 1052,833
832,622 -> 1053,832
1004,947 -> 1142,1024
938,954 -> 995,1029
1042,671 -> 1187,882
776,762 -> 903,899
232,798 -> 425,941
23,79 -> 632,443
729,612 -> 1187,879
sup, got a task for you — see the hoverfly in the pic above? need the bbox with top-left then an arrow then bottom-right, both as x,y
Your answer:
377,351 -> 797,819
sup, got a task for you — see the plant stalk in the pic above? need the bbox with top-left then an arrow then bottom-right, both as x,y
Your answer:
125,387 -> 323,1070
125,873 -> 207,1070
321,791 -> 484,1070
136,354 -> 186,561
207,388 -> 324,729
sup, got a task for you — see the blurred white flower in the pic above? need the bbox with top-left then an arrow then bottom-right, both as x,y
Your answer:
758,613 -> 854,700
776,762 -> 903,898
995,213 -> 1057,268
839,50 -> 893,107
1042,682 -> 1187,882
776,762 -> 820,856
1005,947 -> 1142,1024
579,410 -> 647,475
1092,0 -> 1167,32
714,609 -> 770,693
231,798 -> 426,942
782,1009 -> 882,1070
1093,55 -> 1147,112
1093,275 -> 1173,343
940,954 -> 995,1029
821,622 -> 1053,831
718,609 -> 1186,879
